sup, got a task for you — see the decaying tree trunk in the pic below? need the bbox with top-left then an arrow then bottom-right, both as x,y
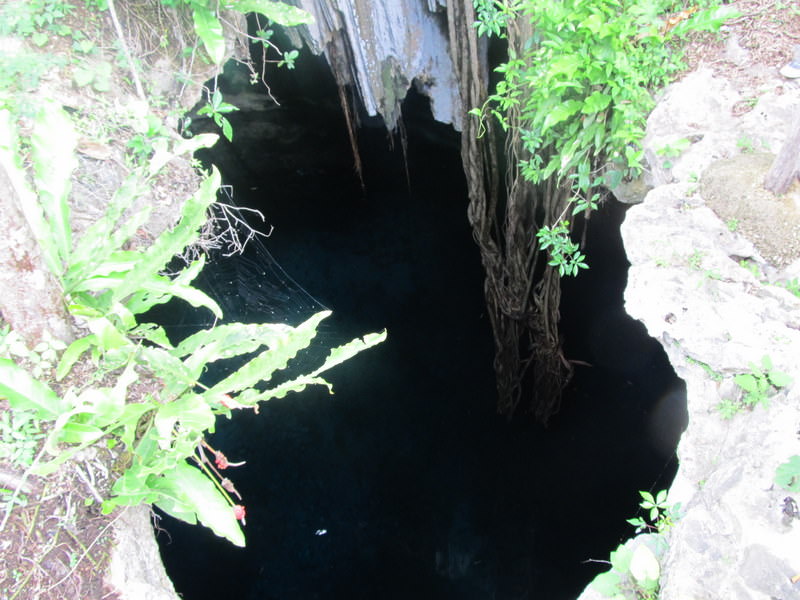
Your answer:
764,113 -> 800,194
0,164 -> 74,347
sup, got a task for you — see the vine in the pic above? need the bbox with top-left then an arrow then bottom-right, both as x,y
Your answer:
469,0 -> 733,421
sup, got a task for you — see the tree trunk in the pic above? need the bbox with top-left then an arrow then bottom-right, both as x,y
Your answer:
0,164 -> 74,347
764,112 -> 800,194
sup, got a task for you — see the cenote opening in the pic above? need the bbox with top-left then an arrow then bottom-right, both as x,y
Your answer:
154,36 -> 687,600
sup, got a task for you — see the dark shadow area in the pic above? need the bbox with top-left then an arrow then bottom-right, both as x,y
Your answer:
155,40 -> 687,600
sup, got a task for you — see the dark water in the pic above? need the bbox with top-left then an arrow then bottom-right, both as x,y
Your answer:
156,54 -> 686,600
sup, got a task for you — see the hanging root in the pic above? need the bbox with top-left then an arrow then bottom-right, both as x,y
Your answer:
337,84 -> 364,191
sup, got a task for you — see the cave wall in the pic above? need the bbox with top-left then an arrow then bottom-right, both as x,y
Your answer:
283,0 -> 465,129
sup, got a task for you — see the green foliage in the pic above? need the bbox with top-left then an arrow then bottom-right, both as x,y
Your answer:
627,489 -> 682,534
0,409 -> 45,468
535,220 -> 588,276
72,60 -> 112,92
656,137 -> 690,168
775,278 -> 800,298
685,355 -> 723,382
160,0 -> 313,66
196,87 -> 239,142
0,0 -> 75,45
775,455 -> 800,492
472,0 -> 735,275
590,534 -> 667,599
0,101 -> 386,546
472,0 -> 518,38
718,355 -> 793,418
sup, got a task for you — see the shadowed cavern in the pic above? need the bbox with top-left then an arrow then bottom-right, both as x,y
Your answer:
154,36 -> 687,600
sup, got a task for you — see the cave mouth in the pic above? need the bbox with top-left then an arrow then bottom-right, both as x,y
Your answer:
155,40 -> 687,600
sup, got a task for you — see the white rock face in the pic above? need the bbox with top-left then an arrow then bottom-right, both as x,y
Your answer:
581,71 -> 800,600
289,0 -> 463,129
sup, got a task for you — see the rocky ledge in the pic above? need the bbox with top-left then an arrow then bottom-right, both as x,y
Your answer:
582,69 -> 800,599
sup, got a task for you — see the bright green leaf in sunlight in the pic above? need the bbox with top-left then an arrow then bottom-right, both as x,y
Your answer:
542,100 -> 582,131
582,91 -> 612,114
154,462 -> 245,546
629,543 -> 660,587
192,3 -> 226,64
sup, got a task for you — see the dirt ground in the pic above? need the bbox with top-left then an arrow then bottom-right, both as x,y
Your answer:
683,0 -> 800,270
1,1 -> 799,599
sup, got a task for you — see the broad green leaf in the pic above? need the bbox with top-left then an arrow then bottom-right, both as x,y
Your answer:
109,468 -> 161,506
609,545 -> 633,572
86,316 -> 130,351
542,100 -> 582,132
220,116 -> 233,142
768,371 -> 792,388
227,0 -> 314,26
734,373 -> 758,393
153,462 -> 245,546
605,168 -> 624,189
582,91 -> 612,114
171,133 -> 219,157
0,358 -> 65,418
153,395 -> 216,450
57,421 -> 106,444
548,54 -> 581,79
192,3 -> 226,64
56,334 -> 96,380
629,543 -> 660,586
590,570 -> 621,596
136,275 -> 223,319
775,455 -> 800,492
31,102 -> 77,271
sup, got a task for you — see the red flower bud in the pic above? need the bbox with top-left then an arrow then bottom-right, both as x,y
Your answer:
233,504 -> 246,522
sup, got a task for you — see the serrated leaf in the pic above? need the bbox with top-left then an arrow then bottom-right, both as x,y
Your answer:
310,329 -> 387,377
206,311 -> 330,396
0,358 -> 65,418
109,168 -> 220,304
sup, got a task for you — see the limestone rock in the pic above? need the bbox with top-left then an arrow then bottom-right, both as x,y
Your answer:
580,69 -> 800,600
105,506 -> 180,600
287,0 -> 462,129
